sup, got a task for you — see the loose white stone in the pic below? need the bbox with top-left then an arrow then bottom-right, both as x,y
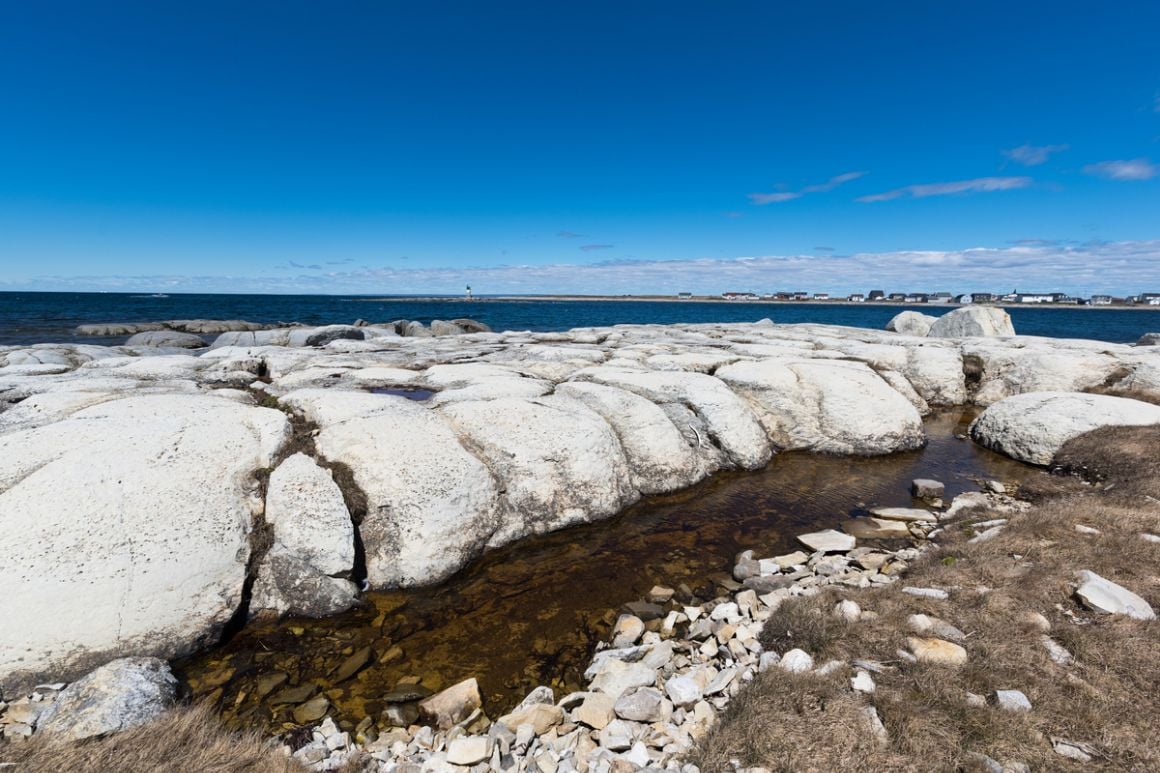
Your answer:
902,586 -> 949,600
992,689 -> 1032,712
778,649 -> 814,673
850,671 -> 876,694
1075,570 -> 1156,620
797,529 -> 856,553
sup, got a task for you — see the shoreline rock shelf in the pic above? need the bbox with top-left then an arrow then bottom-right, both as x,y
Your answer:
2,318 -> 1160,692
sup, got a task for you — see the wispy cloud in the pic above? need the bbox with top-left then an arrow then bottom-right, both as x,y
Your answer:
1082,158 -> 1158,181
802,171 -> 866,193
748,191 -> 801,204
557,230 -> 588,238
11,241 -> 1160,297
579,243 -> 614,252
857,176 -> 1032,203
1002,143 -> 1068,166
748,171 -> 864,205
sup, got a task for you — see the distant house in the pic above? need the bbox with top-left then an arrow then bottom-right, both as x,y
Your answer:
929,292 -> 954,303
761,293 -> 775,300
677,292 -> 693,300
848,293 -> 866,302
1054,296 -> 1082,304
904,293 -> 929,303
1018,293 -> 1054,304
1141,293 -> 1160,306
887,293 -> 907,302
722,292 -> 759,301
1090,295 -> 1113,305
813,292 -> 830,301
868,290 -> 885,301
969,292 -> 996,303
791,291 -> 810,301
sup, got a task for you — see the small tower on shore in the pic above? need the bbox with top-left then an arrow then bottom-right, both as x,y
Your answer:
465,284 -> 473,301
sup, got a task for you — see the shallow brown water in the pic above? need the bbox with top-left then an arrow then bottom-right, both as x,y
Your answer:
175,409 -> 1037,733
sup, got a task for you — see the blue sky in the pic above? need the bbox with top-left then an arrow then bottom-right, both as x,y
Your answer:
1,1 -> 1158,295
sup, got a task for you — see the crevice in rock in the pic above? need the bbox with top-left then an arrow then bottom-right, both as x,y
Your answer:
961,353 -> 984,397
325,460 -> 369,586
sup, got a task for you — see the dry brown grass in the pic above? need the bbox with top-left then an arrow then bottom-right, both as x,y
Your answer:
691,427 -> 1160,772
0,703 -> 304,773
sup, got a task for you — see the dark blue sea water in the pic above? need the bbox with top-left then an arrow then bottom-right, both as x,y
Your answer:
1,291 -> 1158,347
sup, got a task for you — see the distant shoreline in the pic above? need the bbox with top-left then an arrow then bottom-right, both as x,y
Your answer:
355,295 -> 1159,311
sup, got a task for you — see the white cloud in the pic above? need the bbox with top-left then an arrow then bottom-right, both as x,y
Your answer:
1082,158 -> 1158,181
858,176 -> 1032,203
747,191 -> 801,204
9,240 -> 1160,296
1002,143 -> 1068,166
749,171 -> 864,205
801,171 -> 866,193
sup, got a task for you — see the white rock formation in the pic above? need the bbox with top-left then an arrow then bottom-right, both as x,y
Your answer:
554,382 -> 704,493
5,318 -> 1160,689
438,396 -> 639,546
928,306 -> 1015,338
716,359 -> 925,454
281,389 -> 501,589
251,453 -> 359,617
0,394 -> 289,687
969,392 -> 1160,465
886,311 -> 937,337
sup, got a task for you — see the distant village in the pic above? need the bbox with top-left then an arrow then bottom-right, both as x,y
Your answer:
699,290 -> 1160,306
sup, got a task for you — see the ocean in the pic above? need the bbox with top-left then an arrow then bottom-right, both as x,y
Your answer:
1,291 -> 1158,347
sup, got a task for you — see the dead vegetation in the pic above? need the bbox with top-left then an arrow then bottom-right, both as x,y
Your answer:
0,703 -> 304,773
691,426 -> 1160,772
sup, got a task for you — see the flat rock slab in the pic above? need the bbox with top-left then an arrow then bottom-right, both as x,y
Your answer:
844,518 -> 912,539
1075,570 -> 1156,620
870,507 -> 936,522
797,529 -> 857,552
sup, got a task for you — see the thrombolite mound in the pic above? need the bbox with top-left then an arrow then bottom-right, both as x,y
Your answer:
0,394 -> 289,689
968,391 -> 1160,465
